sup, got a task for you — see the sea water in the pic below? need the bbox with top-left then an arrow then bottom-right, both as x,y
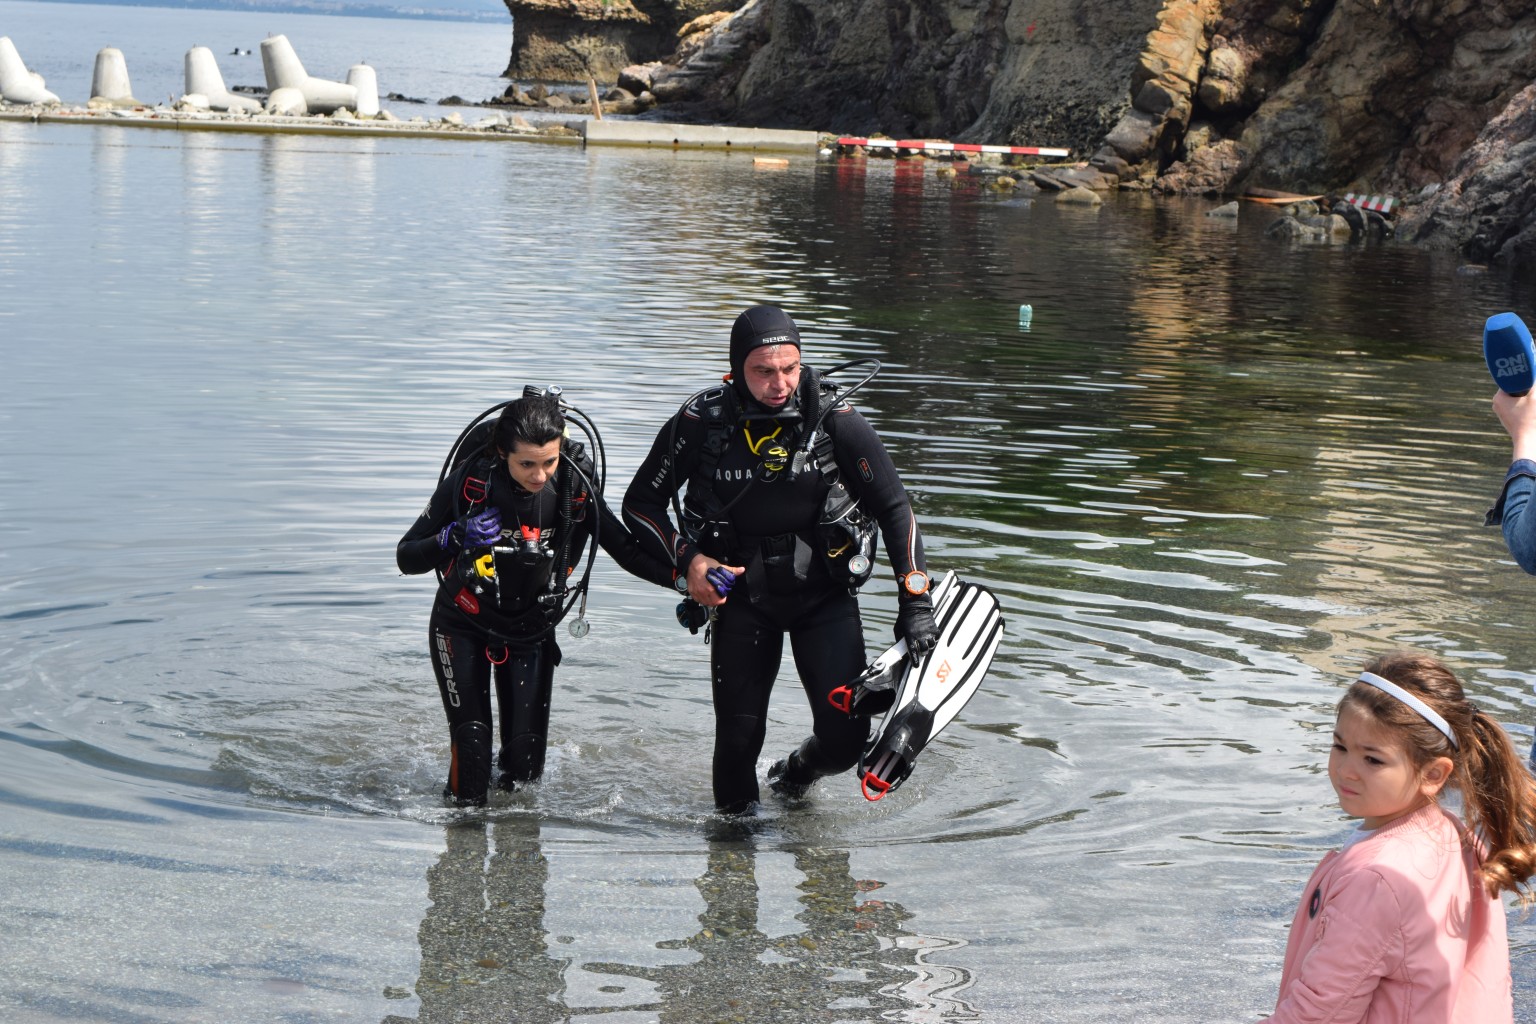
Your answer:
3,4 -> 1536,1021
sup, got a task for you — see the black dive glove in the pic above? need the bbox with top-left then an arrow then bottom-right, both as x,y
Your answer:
895,598 -> 938,658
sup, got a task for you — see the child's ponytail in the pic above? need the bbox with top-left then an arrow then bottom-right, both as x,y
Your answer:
1356,651 -> 1536,900
1456,707 -> 1536,899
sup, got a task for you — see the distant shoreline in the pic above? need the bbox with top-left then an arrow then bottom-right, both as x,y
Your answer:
14,0 -> 509,24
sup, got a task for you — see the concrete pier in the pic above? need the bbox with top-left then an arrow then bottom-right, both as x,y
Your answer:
580,119 -> 818,153
0,105 -> 826,160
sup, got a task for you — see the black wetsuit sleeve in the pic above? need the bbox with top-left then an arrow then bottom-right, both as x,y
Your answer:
589,495 -> 680,589
396,471 -> 459,575
622,411 -> 705,576
828,406 -> 928,586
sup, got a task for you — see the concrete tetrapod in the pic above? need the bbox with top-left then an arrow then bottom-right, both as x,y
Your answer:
345,64 -> 379,118
0,36 -> 60,104
89,47 -> 141,108
259,34 -> 356,114
184,46 -> 262,112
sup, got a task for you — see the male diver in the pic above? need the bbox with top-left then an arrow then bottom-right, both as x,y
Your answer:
623,306 -> 939,814
398,392 -> 676,806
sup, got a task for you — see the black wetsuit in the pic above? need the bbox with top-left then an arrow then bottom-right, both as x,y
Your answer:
623,378 -> 929,812
398,449 -> 674,804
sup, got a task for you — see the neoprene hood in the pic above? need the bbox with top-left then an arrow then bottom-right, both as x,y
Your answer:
730,306 -> 801,381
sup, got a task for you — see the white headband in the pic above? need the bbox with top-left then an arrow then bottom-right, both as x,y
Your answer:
1356,671 -> 1459,750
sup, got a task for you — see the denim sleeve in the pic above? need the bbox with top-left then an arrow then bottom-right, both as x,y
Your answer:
1487,459 -> 1536,575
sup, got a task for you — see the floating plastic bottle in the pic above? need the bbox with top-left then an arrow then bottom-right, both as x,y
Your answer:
1018,304 -> 1033,331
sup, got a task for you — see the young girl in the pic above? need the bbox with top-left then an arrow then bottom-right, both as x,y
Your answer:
1265,651 -> 1536,1023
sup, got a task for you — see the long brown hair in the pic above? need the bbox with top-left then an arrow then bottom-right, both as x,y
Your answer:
1344,651 -> 1536,899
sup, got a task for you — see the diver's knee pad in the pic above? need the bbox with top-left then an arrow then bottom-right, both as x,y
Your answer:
447,721 -> 492,807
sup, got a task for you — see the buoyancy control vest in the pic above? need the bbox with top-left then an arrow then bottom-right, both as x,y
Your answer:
437,407 -> 599,643
678,366 -> 877,595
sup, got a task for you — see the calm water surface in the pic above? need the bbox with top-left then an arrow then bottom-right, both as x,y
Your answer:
4,9 -> 1536,1022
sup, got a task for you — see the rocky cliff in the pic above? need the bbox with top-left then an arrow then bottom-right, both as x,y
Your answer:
632,0 -> 1166,155
504,0 -> 743,82
525,0 -> 1536,269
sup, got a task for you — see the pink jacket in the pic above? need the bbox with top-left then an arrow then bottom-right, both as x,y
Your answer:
1265,802 -> 1512,1024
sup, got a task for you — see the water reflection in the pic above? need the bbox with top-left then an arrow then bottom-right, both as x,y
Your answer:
388,820 -> 978,1023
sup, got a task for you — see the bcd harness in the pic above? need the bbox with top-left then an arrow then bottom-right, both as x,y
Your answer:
435,390 -> 603,647
677,365 -> 877,600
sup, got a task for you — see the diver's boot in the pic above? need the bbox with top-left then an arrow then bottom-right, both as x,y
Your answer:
444,721 -> 492,807
767,747 -> 814,800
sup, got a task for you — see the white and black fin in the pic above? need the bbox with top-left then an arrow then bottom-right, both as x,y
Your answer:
856,576 -> 1004,801
827,571 -> 961,717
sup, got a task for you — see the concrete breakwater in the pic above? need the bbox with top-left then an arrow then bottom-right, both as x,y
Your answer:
0,102 -> 820,153
0,32 -> 818,152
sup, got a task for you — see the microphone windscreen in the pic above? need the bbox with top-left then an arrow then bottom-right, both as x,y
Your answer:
1484,312 -> 1534,396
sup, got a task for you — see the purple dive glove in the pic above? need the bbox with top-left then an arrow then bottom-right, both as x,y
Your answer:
439,509 -> 503,551
706,566 -> 737,597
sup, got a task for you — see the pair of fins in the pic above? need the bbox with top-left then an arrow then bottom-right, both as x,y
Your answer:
829,571 -> 1005,801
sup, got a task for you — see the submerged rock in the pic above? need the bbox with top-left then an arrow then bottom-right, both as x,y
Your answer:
1056,186 -> 1103,206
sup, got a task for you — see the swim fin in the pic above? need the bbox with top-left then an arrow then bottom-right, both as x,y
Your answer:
832,573 -> 1004,801
828,571 -> 960,717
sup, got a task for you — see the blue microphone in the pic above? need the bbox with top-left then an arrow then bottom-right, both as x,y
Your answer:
1485,312 -> 1534,397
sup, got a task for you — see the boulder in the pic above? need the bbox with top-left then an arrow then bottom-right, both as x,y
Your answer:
1265,216 -> 1309,239
1103,108 -> 1166,166
1089,147 -> 1133,180
1056,186 -> 1104,206
1197,44 -> 1247,114
1032,164 -> 1118,190
618,62 -> 659,94
1331,200 -> 1366,236
1154,138 -> 1245,195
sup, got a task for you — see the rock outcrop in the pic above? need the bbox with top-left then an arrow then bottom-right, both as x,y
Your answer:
1399,81 -> 1536,269
630,0 -> 1166,153
504,0 -> 744,82
1156,0 -> 1536,199
603,0 -> 1536,267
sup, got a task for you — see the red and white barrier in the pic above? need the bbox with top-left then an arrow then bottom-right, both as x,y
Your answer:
1344,192 -> 1395,215
837,136 -> 1070,158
